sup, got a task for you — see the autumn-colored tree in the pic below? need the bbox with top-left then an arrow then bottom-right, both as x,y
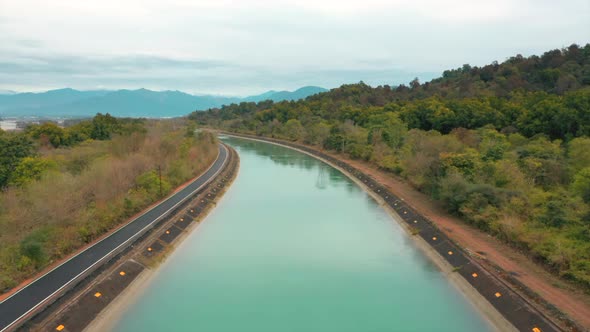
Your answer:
284,119 -> 305,141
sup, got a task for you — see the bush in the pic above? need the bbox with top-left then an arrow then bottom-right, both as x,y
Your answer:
572,167 -> 590,203
0,275 -> 17,292
439,172 -> 470,213
10,157 -> 57,187
136,170 -> 172,199
20,229 -> 51,266
346,143 -> 373,160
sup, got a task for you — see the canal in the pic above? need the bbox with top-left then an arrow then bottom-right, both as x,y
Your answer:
112,137 -> 493,331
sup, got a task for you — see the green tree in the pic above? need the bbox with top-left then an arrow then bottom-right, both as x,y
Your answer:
324,130 -> 345,152
439,172 -> 470,214
568,137 -> 590,174
305,121 -> 331,145
572,167 -> 590,203
517,137 -> 566,187
479,128 -> 510,161
283,119 -> 305,141
367,112 -> 407,149
536,193 -> 570,228
401,98 -> 458,133
136,170 -> 171,199
26,123 -> 68,148
91,113 -> 119,140
440,149 -> 481,180
9,157 -> 56,187
20,229 -> 51,267
0,133 -> 34,188
65,121 -> 92,144
517,94 -> 579,139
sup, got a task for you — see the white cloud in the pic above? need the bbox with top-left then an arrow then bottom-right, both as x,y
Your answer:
0,0 -> 588,93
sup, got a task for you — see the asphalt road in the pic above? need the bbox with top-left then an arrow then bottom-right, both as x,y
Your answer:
0,144 -> 228,332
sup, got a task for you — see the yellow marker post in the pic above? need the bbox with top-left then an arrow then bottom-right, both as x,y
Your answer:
532,328 -> 541,332
166,230 -> 170,234
472,273 -> 478,278
56,325 -> 65,331
148,247 -> 152,252
94,292 -> 102,298
495,292 -> 502,298
448,251 -> 453,255
180,218 -> 184,221
432,237 -> 437,241
119,271 -> 126,276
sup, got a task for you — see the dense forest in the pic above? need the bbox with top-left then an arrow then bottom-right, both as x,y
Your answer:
0,115 -> 217,292
190,44 -> 590,290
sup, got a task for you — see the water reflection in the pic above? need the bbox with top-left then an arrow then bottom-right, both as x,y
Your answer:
224,137 -> 348,191
226,137 -> 445,275
315,165 -> 329,189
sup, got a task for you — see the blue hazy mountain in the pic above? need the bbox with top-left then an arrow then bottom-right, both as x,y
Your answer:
244,86 -> 327,102
0,86 -> 328,118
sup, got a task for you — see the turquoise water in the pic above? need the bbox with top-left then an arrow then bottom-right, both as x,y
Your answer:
112,137 -> 492,332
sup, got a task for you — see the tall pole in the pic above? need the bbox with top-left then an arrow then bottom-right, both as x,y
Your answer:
158,165 -> 162,197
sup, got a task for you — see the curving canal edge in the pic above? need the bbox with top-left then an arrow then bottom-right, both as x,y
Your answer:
222,132 -> 563,332
0,143 -> 234,332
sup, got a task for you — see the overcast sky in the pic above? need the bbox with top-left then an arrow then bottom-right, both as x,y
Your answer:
0,0 -> 588,95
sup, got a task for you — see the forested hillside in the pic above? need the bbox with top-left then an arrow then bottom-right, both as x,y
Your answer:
0,116 -> 217,292
190,44 -> 590,290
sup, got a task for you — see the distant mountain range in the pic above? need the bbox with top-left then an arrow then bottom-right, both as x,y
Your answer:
0,86 -> 327,118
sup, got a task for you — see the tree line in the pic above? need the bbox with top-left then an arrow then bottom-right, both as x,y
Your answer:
190,44 -> 590,290
0,117 -> 217,292
0,113 -> 144,189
